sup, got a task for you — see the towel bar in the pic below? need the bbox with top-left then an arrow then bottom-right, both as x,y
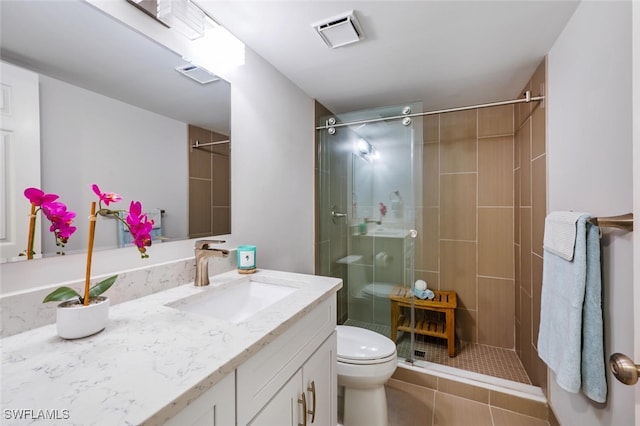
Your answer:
589,213 -> 633,231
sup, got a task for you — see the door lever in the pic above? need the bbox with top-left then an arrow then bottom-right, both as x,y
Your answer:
331,205 -> 347,224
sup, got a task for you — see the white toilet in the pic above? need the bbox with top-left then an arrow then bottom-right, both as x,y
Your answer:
336,325 -> 397,426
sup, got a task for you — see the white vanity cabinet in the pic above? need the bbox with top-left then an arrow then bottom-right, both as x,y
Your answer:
249,332 -> 336,426
164,372 -> 235,426
237,297 -> 337,425
165,296 -> 337,426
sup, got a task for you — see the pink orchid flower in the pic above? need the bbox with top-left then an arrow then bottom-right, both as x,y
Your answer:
42,201 -> 77,244
24,187 -> 58,207
91,184 -> 122,206
126,201 -> 154,256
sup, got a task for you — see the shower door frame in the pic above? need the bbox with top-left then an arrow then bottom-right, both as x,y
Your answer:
315,102 -> 423,364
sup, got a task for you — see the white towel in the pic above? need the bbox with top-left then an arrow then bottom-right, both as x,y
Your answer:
543,211 -> 586,260
537,214 -> 607,403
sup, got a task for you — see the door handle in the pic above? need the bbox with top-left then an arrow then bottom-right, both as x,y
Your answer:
307,380 -> 316,423
331,205 -> 347,224
298,392 -> 307,426
609,353 -> 640,385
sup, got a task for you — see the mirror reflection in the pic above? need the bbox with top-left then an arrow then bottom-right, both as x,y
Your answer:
0,0 -> 231,261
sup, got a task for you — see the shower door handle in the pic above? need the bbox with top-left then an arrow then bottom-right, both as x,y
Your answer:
331,206 -> 347,223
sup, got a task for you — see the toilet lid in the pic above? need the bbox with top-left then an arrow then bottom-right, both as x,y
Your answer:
361,282 -> 395,298
336,325 -> 396,361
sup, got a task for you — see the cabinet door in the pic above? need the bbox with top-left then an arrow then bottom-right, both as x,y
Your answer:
249,370 -> 303,426
165,372 -> 235,426
302,331 -> 337,426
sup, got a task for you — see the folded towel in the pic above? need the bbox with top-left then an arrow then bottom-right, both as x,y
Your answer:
537,214 -> 607,403
413,288 -> 435,300
543,211 -> 586,260
580,222 -> 606,402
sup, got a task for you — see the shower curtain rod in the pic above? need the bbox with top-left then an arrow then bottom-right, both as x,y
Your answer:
192,139 -> 230,149
315,90 -> 544,130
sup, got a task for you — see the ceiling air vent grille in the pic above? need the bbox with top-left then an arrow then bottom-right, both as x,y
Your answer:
175,64 -> 219,84
313,10 -> 365,49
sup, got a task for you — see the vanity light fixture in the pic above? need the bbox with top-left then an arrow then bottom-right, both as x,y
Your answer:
127,0 -> 216,40
313,10 -> 365,49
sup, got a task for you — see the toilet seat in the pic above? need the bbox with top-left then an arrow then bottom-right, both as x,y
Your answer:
336,325 -> 397,365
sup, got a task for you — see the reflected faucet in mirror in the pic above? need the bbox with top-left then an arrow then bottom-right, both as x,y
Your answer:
194,240 -> 229,286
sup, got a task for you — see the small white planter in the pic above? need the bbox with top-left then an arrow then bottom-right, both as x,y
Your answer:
56,297 -> 109,339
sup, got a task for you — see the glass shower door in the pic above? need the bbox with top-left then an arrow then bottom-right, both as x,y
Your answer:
316,102 -> 422,363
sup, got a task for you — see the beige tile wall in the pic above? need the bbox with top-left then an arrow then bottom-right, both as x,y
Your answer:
417,103 -> 516,349
415,60 -> 547,389
188,125 -> 231,238
514,59 -> 547,388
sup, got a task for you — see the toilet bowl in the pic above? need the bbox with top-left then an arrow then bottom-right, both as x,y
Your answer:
337,325 -> 397,426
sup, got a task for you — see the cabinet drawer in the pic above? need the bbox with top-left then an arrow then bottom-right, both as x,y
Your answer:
237,297 -> 336,425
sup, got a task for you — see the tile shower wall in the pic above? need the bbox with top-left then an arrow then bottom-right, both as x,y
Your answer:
417,59 -> 547,389
188,125 -> 231,238
515,60 -> 547,389
417,103 -> 516,350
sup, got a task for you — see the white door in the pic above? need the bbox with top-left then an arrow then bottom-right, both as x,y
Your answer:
0,61 -> 41,261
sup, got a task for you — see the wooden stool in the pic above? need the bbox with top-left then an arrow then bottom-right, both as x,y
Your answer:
389,286 -> 457,357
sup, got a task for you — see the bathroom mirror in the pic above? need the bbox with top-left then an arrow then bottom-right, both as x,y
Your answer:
0,0 -> 231,260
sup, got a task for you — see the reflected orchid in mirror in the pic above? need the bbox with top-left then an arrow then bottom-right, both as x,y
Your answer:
91,183 -> 122,206
92,185 -> 153,259
23,187 -> 77,258
42,184 -> 153,305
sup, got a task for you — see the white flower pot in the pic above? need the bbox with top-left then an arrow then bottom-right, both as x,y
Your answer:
56,296 -> 109,339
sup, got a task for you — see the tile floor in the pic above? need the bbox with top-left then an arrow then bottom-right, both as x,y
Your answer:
385,379 -> 550,426
339,321 -> 553,425
344,319 -> 531,384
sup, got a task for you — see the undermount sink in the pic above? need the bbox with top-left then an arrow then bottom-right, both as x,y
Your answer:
167,277 -> 297,324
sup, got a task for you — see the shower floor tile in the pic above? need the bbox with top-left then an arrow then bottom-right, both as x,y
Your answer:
343,319 -> 531,385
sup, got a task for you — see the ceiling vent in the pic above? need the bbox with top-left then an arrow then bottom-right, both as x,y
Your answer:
313,10 -> 365,49
175,64 -> 219,84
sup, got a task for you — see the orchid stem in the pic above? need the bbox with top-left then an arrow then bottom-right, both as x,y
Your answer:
84,201 -> 97,305
26,203 -> 36,260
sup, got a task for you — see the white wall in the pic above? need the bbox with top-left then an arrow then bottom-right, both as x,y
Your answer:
225,49 -> 315,273
547,2 -> 634,425
39,75 -> 188,254
88,0 -> 316,273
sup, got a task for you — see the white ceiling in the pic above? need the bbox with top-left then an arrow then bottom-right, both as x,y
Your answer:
200,0 -> 580,114
0,1 -> 580,131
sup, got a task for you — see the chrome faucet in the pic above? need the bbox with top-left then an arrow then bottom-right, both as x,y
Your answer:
194,240 -> 229,286
364,218 -> 382,225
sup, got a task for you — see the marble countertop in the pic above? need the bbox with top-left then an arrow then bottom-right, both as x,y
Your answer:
1,269 -> 342,425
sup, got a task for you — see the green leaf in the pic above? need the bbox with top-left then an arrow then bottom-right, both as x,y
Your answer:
42,287 -> 81,303
88,275 -> 118,300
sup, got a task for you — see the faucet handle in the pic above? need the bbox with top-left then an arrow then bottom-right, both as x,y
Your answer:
195,239 -> 226,250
